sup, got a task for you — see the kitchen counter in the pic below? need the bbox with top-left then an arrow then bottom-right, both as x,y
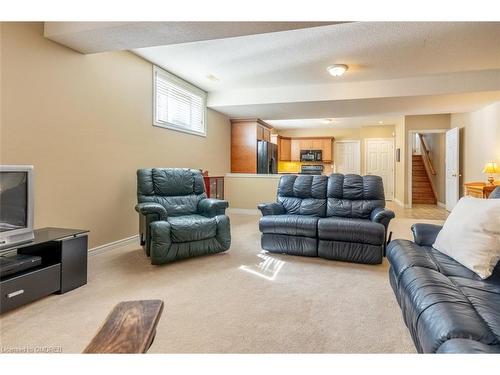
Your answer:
225,173 -> 282,178
224,174 -> 280,210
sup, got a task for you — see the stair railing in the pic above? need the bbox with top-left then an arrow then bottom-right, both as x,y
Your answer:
417,133 -> 438,202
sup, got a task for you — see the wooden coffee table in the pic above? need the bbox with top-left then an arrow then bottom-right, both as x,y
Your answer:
83,299 -> 164,353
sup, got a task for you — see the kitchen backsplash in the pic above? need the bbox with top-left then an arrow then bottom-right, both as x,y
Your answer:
278,161 -> 334,174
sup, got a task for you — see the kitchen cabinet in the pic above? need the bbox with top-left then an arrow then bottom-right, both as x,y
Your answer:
291,139 -> 301,161
289,137 -> 334,162
271,135 -> 292,161
322,139 -> 332,162
257,124 -> 271,142
263,127 -> 271,142
300,140 -> 312,150
280,138 -> 291,161
230,119 -> 274,173
312,139 -> 323,150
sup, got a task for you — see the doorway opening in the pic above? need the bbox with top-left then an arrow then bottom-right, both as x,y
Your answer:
407,129 -> 448,209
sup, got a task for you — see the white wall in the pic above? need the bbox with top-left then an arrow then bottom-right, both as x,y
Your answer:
451,101 -> 500,187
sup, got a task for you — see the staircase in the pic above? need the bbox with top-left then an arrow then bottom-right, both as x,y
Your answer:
412,155 -> 437,204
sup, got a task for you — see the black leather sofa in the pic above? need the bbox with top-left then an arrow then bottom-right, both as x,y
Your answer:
135,168 -> 231,265
387,187 -> 500,353
258,174 -> 395,264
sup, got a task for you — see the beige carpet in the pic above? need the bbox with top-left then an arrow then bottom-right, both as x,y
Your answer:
0,213 -> 444,353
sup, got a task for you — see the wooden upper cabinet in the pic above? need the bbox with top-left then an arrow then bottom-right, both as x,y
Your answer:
280,138 -> 291,161
256,126 -> 264,141
256,124 -> 271,141
300,140 -> 312,150
288,137 -> 335,162
291,139 -> 301,161
312,139 -> 323,150
262,127 -> 271,142
270,135 -> 291,161
322,139 -> 332,162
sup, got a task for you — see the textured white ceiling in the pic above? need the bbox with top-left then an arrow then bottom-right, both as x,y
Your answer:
45,21 -> 500,124
134,22 -> 500,92
216,91 -> 500,121
266,116 -> 402,129
44,22 -> 336,54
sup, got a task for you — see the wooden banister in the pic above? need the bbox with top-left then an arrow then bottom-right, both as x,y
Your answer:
417,133 -> 438,202
418,133 -> 436,175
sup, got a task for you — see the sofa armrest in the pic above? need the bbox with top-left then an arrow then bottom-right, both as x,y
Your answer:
370,207 -> 395,229
411,223 -> 443,247
198,198 -> 229,218
258,202 -> 286,216
135,202 -> 168,221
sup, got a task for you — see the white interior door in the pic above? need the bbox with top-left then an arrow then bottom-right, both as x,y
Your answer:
335,141 -> 361,174
365,139 -> 395,200
446,127 -> 460,211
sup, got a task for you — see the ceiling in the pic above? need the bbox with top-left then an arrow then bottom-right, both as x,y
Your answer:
134,22 -> 500,92
45,21 -> 500,126
44,22 -> 336,54
266,116 -> 403,129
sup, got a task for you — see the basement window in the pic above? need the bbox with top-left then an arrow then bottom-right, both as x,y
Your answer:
153,66 -> 207,137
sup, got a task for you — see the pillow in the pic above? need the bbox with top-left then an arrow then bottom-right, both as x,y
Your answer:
433,196 -> 500,279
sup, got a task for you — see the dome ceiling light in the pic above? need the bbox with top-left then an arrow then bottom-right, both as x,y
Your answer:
327,64 -> 348,77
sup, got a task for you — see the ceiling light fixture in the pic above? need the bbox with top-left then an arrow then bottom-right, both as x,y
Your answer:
378,121 -> 384,124
206,74 -> 220,82
323,118 -> 336,124
327,64 -> 348,77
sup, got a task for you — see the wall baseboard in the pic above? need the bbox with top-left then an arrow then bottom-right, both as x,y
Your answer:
89,234 -> 140,256
227,208 -> 260,215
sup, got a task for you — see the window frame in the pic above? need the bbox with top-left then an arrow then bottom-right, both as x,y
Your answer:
152,65 -> 208,137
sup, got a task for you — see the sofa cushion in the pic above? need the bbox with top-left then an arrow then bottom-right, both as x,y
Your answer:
317,217 -> 385,245
433,196 -> 500,279
261,234 -> 318,257
318,240 -> 383,264
137,168 -> 207,216
277,175 -> 327,217
387,239 -> 494,286
449,276 -> 500,340
259,215 -> 318,238
398,266 -> 498,353
326,174 -> 385,218
167,214 -> 217,243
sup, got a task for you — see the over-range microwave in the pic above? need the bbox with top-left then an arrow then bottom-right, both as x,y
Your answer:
300,150 -> 322,162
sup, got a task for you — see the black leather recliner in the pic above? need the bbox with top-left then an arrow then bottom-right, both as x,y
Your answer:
387,187 -> 500,354
135,168 -> 231,265
258,174 -> 395,264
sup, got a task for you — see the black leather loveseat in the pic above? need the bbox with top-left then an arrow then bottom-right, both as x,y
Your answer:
258,174 -> 395,264
387,187 -> 500,353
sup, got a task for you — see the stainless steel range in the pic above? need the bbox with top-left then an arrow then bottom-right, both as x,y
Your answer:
300,165 -> 324,175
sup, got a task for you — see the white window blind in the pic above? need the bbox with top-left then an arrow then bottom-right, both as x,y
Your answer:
153,66 -> 207,136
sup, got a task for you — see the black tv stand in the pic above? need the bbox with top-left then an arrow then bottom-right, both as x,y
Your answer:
0,227 -> 89,314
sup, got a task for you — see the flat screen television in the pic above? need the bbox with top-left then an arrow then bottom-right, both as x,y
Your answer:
0,165 -> 34,250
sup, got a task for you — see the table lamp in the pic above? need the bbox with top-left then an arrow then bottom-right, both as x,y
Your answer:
482,161 -> 499,185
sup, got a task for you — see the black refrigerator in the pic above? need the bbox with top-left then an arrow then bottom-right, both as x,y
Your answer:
257,141 -> 278,174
